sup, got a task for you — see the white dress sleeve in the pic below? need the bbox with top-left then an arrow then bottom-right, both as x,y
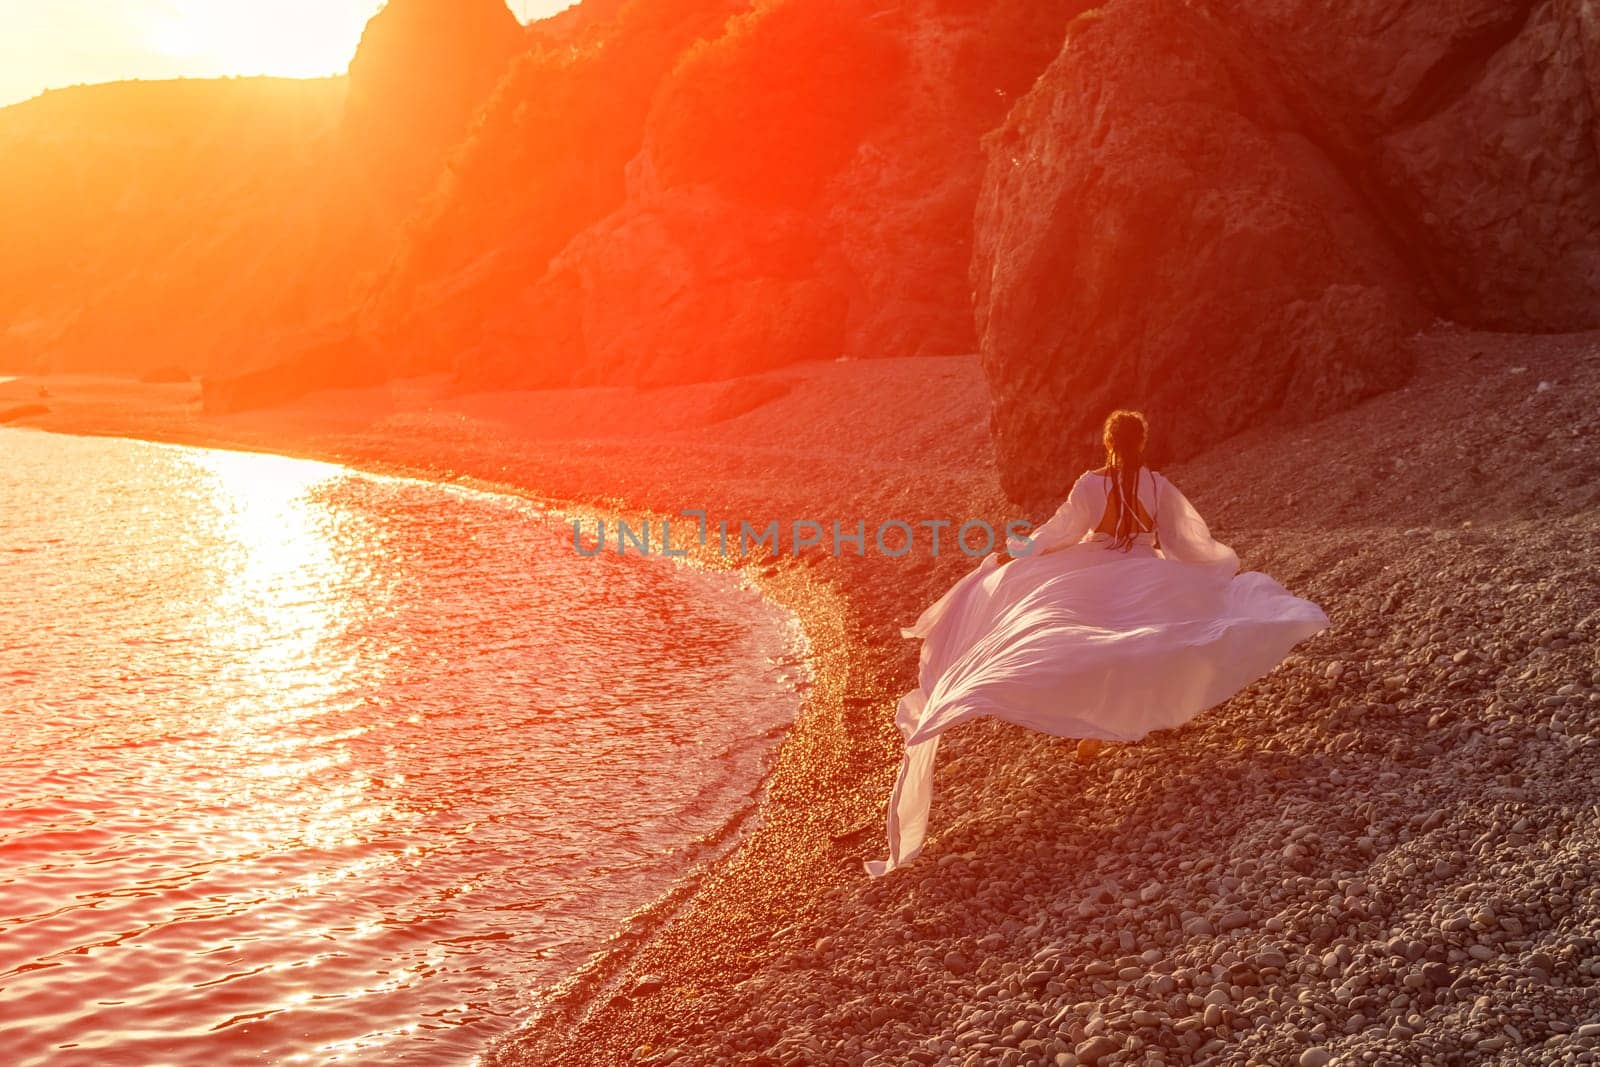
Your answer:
1154,472 -> 1239,577
1007,472 -> 1100,557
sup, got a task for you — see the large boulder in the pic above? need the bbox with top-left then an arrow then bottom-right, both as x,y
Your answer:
821,0 -> 1090,361
974,0 -> 1426,508
1210,0 -> 1600,331
1370,0 -> 1600,328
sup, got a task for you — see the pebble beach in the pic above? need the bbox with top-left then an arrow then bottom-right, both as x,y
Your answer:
9,325 -> 1599,1066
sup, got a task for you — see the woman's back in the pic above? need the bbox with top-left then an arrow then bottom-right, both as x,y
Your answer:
1013,466 -> 1237,576
1088,464 -> 1156,537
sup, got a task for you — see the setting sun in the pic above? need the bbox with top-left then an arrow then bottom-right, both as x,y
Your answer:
0,1 -> 573,108
141,0 -> 384,80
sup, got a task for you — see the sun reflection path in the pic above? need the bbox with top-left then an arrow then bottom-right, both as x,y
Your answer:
194,450 -> 343,667
177,448 -> 399,860
0,431 -> 806,1065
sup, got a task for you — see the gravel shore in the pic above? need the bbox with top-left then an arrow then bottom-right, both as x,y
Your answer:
11,326 -> 1598,1066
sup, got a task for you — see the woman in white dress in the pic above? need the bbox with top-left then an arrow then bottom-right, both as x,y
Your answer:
864,410 -> 1329,877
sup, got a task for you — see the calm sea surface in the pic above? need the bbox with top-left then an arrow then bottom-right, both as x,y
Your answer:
0,429 -> 806,1065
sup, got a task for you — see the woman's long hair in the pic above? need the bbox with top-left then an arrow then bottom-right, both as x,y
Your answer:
1102,409 -> 1149,552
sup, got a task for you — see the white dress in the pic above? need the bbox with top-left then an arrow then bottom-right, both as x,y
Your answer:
863,467 -> 1330,877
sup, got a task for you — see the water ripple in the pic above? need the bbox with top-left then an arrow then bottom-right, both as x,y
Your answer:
0,429 -> 805,1065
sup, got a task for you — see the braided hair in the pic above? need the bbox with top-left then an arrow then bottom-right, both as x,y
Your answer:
1102,409 -> 1150,552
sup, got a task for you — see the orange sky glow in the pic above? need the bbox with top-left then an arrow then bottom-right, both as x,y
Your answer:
0,1 -> 574,109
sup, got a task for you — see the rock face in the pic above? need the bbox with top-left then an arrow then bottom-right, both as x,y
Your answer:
482,188 -> 849,387
340,0 -> 523,210
456,0 -> 905,386
823,1 -> 1087,362
976,0 -> 1600,506
1210,0 -> 1600,331
397,0 -> 1084,389
974,0 -> 1425,508
1370,0 -> 1600,329
13,0 -> 1596,426
258,0 -> 528,394
368,0 -> 750,377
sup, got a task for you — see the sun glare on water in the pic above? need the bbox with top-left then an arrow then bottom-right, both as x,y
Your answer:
186,447 -> 385,726
185,449 -> 393,850
0,431 -> 806,1063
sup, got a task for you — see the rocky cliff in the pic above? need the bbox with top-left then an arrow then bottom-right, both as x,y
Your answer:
0,77 -> 347,376
975,0 -> 1600,506
341,0 -> 523,212
361,0 -> 1082,388
359,0 -> 750,381
7,0 -> 1596,453
357,0 -> 1600,433
0,0 -> 526,382
298,0 -> 526,319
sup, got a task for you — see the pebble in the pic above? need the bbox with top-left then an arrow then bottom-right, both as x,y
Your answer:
1076,1036 -> 1119,1064
552,347 -> 1600,1065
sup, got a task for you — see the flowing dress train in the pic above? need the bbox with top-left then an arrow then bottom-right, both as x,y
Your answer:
863,467 -> 1330,877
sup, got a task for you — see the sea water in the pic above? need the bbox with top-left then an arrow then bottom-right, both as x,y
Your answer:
0,429 -> 805,1065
